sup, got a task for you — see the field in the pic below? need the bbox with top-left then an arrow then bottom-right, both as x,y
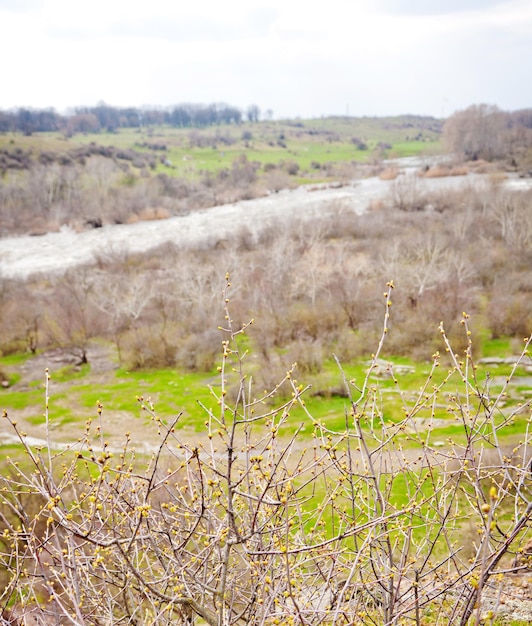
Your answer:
0,115 -> 441,175
0,114 -> 444,238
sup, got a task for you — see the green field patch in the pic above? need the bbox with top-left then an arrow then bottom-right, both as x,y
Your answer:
70,368 -> 219,429
0,388 -> 44,412
479,336 -> 514,357
0,443 -> 29,464
0,352 -> 33,387
25,404 -> 76,427
0,352 -> 34,367
1,346 -> 529,445
389,139 -> 441,158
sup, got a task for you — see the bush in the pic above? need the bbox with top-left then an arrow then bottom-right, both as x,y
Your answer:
284,160 -> 300,176
1,280 -> 530,625
378,167 -> 399,180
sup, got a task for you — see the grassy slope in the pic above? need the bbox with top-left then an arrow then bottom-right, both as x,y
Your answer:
0,115 -> 442,182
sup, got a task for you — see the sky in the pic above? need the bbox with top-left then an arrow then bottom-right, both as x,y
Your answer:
0,0 -> 531,119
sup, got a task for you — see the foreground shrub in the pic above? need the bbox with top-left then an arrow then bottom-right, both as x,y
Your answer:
0,280 -> 531,625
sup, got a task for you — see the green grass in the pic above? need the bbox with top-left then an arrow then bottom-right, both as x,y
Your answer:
0,352 -> 34,367
1,338 -> 529,445
480,337 -> 514,358
52,363 -> 91,382
288,353 -> 530,446
0,115 -> 442,183
0,388 -> 44,412
58,367 -> 220,429
0,345 -> 529,625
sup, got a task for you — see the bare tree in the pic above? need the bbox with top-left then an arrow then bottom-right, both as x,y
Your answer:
92,269 -> 155,366
44,268 -> 101,364
491,189 -> 532,252
389,173 -> 424,211
66,113 -> 101,136
443,104 -> 508,161
84,156 -> 121,220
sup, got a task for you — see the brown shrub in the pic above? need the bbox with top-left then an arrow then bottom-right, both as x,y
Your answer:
175,329 -> 221,372
368,198 -> 386,211
284,340 -> 324,374
421,165 -> 451,178
487,292 -> 532,339
378,167 -> 399,180
136,207 -> 171,221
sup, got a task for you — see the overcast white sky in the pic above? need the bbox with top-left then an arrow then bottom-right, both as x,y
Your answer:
1,0 -> 531,119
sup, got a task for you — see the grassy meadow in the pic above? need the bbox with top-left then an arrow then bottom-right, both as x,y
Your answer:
0,328 -> 528,451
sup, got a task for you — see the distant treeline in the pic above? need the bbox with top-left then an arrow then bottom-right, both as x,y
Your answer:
0,102 -> 259,135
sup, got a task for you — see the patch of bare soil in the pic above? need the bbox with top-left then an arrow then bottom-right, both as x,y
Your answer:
17,344 -> 116,386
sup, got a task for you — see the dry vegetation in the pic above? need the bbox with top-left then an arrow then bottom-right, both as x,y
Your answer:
1,179 -> 531,376
0,152 -> 268,236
